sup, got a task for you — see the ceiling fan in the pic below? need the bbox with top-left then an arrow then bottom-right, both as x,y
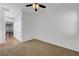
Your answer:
26,3 -> 46,12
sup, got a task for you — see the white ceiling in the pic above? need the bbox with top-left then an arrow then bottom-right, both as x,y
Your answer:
0,3 -> 59,12
0,3 -> 79,13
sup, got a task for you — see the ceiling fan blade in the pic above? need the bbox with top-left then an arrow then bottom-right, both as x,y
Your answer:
26,4 -> 32,7
39,4 -> 46,8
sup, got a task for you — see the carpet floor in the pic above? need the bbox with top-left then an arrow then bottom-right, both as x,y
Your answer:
0,39 -> 79,56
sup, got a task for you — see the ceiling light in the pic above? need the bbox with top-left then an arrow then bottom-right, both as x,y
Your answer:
26,3 -> 46,12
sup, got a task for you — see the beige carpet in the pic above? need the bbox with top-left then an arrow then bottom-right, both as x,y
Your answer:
0,39 -> 79,56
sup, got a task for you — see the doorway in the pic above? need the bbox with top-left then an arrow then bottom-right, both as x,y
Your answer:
5,22 -> 14,37
4,22 -> 20,47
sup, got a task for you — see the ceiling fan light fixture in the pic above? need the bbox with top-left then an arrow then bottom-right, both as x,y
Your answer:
26,3 -> 46,12
32,3 -> 39,11
32,3 -> 36,9
36,4 -> 39,9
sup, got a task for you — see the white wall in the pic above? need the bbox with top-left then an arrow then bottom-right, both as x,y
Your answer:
22,11 -> 39,41
0,8 -> 5,43
22,4 -> 79,51
14,9 -> 22,41
14,19 -> 22,42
